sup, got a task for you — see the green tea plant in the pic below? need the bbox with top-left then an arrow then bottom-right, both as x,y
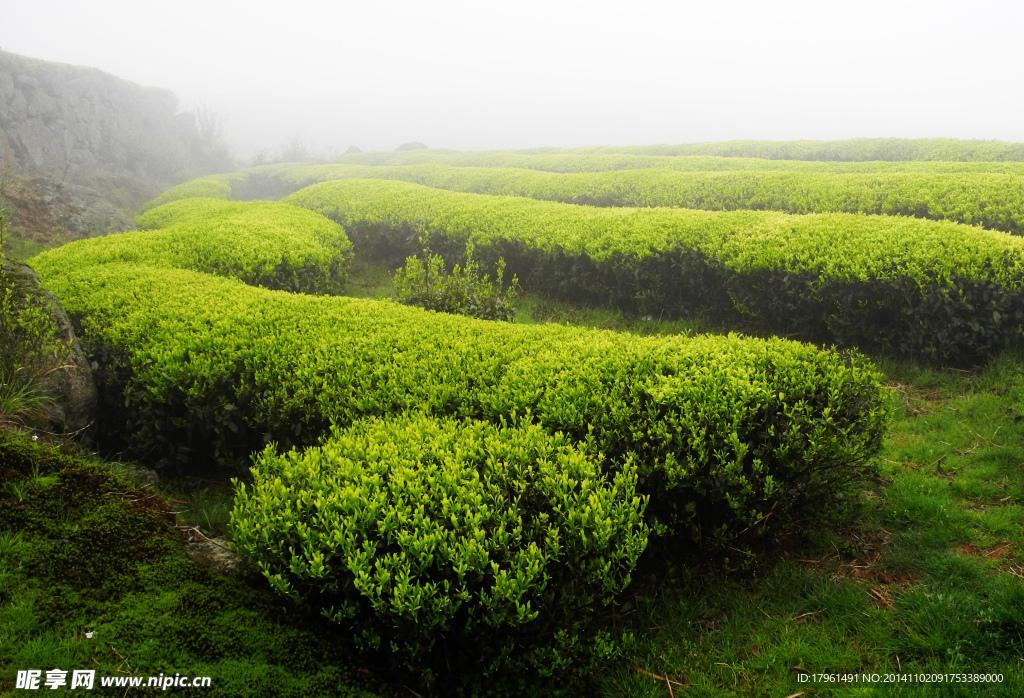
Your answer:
285,178 -> 1024,365
31,258 -> 889,545
393,236 -> 519,321
209,163 -> 1024,235
333,138 -> 1024,169
231,413 -> 648,682
137,172 -> 244,212
0,430 -> 394,698
40,198 -> 354,296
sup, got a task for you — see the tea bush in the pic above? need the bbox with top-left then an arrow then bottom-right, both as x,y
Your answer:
138,172 -> 244,212
36,198 -> 353,296
333,140 -> 1024,170
33,260 -> 889,545
285,179 -> 1024,365
230,413 -> 648,681
393,239 -> 518,321
203,163 -> 1024,235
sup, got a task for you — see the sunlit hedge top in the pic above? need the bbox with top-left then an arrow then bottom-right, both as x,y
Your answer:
284,178 -> 1024,286
216,163 -> 1024,236
35,198 -> 353,295
333,150 -> 1024,175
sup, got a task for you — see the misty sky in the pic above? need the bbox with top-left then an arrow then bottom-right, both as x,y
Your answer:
2,0 -> 1022,158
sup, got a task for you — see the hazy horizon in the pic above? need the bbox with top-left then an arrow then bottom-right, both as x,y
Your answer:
4,0 -> 1023,160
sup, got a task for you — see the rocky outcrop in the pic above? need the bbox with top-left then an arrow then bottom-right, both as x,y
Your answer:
2,257 -> 97,440
0,49 -> 233,247
27,178 -> 134,239
0,50 -> 221,184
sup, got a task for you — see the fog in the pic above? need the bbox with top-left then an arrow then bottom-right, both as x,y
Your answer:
3,0 -> 1022,159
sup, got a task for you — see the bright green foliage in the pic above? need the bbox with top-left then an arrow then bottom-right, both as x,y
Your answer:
231,413 -> 648,681
134,195 -> 242,229
137,155 -> 1024,213
574,137 -> 1024,162
260,164 -> 1024,235
335,148 -> 1024,175
336,139 -> 1024,168
284,179 -> 1024,365
32,261 -> 889,544
393,239 -> 519,321
138,172 -> 243,212
35,198 -> 353,295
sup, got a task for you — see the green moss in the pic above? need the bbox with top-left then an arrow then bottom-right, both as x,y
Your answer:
0,430 -> 397,698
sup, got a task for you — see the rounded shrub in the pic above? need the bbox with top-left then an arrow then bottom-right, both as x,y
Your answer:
229,413 -> 649,683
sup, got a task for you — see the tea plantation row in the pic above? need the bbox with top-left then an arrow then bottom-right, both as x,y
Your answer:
191,162 -> 1024,235
32,196 -> 890,684
276,178 -> 1024,366
333,148 -> 1024,174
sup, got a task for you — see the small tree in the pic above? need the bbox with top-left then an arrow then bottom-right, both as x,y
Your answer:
393,236 -> 519,322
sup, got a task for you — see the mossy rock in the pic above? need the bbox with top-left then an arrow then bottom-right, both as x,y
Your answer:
2,256 -> 97,439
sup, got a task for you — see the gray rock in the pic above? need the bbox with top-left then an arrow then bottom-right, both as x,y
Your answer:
184,536 -> 262,581
2,257 -> 98,441
29,178 -> 134,239
107,462 -> 160,489
0,49 -> 236,246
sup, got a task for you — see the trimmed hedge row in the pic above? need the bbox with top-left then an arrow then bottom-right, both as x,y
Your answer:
35,198 -> 353,296
212,163 -> 1024,236
334,150 -> 1024,175
566,138 -> 1024,162
284,179 -> 1024,365
231,413 -> 649,679
33,260 -> 888,547
36,192 -> 891,681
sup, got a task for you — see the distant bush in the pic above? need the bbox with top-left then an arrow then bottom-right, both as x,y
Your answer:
393,238 -> 519,321
231,413 -> 648,682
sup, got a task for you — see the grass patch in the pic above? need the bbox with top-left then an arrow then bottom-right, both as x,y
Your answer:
599,352 -> 1024,697
0,432 -> 401,698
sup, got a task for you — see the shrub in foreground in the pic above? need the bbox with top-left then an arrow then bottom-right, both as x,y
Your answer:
230,413 -> 648,683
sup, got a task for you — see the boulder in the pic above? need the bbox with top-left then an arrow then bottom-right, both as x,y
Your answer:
184,535 -> 262,581
2,257 -> 98,441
